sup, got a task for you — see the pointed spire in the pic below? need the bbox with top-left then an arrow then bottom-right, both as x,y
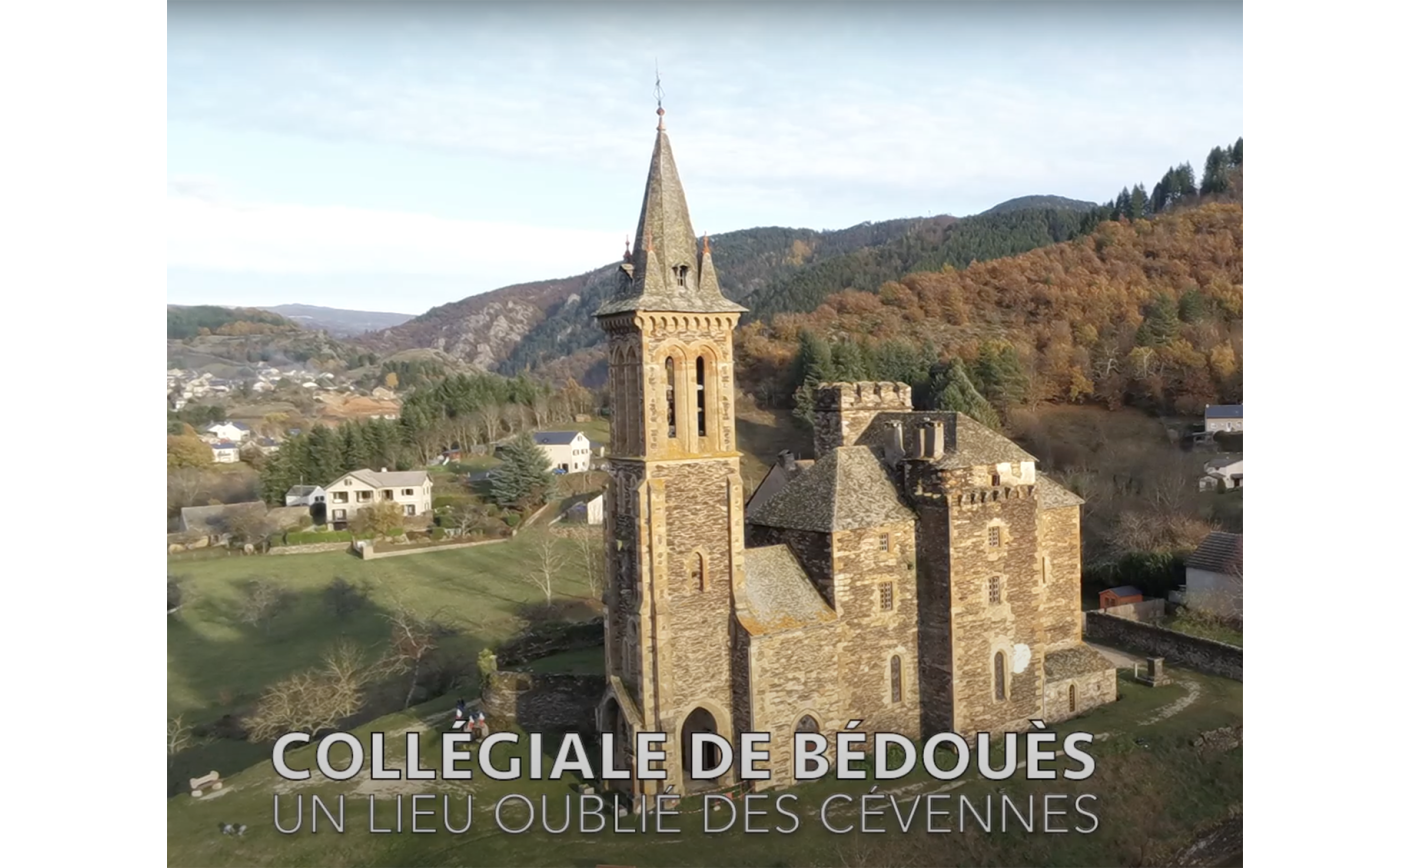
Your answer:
594,102 -> 747,318
623,235 -> 632,262
703,232 -> 711,254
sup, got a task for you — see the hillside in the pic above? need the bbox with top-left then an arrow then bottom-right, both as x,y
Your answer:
982,194 -> 1099,215
167,304 -> 299,340
258,303 -> 416,336
736,201 -> 1244,417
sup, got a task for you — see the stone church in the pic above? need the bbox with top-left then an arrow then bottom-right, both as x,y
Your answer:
593,106 -> 1116,797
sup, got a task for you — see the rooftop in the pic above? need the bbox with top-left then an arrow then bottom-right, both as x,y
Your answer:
1205,404 -> 1243,419
1044,645 -> 1115,680
339,469 -> 430,489
1102,585 -> 1144,598
1035,472 -> 1085,509
532,431 -> 585,446
748,446 -> 914,533
736,545 -> 837,636
1186,531 -> 1243,576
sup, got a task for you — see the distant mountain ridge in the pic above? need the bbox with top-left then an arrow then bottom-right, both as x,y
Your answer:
257,304 -> 416,337
981,195 -> 1099,215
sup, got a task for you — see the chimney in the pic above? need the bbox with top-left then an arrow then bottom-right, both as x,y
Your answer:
918,419 -> 942,459
883,421 -> 904,465
778,450 -> 797,472
381,467 -> 388,473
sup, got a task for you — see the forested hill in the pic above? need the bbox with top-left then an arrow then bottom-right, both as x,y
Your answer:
735,201 -> 1243,419
981,195 -> 1098,215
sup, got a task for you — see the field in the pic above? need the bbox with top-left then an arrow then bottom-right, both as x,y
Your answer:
166,663 -> 1242,867
167,535 -> 598,795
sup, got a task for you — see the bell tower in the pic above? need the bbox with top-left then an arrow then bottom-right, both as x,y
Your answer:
594,103 -> 749,796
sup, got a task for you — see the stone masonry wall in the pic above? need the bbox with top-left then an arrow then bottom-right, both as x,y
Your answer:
481,671 -> 607,732
1042,668 -> 1118,725
1037,505 -> 1084,650
1083,612 -> 1243,681
830,523 -> 921,738
913,500 -> 954,735
943,470 -> 1046,736
747,623 -> 843,790
812,382 -> 913,459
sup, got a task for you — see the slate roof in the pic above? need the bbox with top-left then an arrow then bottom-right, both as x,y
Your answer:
736,545 -> 837,636
1043,645 -> 1115,680
595,119 -> 747,317
1035,472 -> 1085,509
1186,532 -> 1242,576
533,431 -> 584,446
1102,586 -> 1144,598
849,411 -> 1035,470
206,421 -> 250,431
1205,405 -> 1243,419
286,485 -> 321,497
748,446 -> 915,533
341,469 -> 430,489
211,440 -> 240,450
744,457 -> 815,520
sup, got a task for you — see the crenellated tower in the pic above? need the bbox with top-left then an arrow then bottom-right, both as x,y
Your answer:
594,105 -> 749,796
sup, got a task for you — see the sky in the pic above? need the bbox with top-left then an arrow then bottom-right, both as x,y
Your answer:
167,0 -> 1243,315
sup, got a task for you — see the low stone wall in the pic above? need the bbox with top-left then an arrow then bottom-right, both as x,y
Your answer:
268,541 -> 354,556
359,537 -> 508,560
1100,598 -> 1170,624
481,670 -> 606,732
1084,611 -> 1242,681
498,618 -> 605,668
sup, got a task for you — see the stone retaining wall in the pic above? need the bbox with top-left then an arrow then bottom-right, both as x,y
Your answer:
1084,611 -> 1242,681
480,671 -> 606,732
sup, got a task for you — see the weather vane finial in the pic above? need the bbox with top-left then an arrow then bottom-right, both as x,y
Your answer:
655,62 -> 665,130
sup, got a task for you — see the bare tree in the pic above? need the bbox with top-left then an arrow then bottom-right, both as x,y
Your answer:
243,641 -> 384,742
532,391 -> 551,428
236,579 -> 293,634
222,504 -> 279,552
564,525 -> 606,601
480,403 -> 503,443
384,605 -> 442,710
167,467 -> 209,515
523,528 -> 565,607
168,715 -> 194,765
449,502 -> 486,538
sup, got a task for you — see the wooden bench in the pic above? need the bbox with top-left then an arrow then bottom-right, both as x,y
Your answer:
190,771 -> 223,797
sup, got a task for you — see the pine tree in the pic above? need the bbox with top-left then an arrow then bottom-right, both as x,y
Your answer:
974,342 -> 1028,409
791,330 -> 836,429
1151,174 -> 1170,214
934,359 -> 1003,431
305,425 -> 342,486
489,432 -> 554,510
1135,293 -> 1181,346
1130,183 -> 1149,219
1201,146 -> 1231,195
1174,163 -> 1198,200
1114,187 -> 1132,221
831,339 -> 869,381
1231,137 -> 1243,167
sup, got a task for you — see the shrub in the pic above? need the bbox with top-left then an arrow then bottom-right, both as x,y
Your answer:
431,527 -> 446,540
504,513 -> 521,528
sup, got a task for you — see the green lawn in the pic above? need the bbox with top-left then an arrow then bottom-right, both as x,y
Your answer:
166,666 -> 1241,867
1164,614 -> 1244,647
167,536 -> 594,796
523,647 -> 606,675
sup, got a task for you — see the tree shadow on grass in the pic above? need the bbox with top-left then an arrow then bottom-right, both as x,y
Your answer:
166,582 -> 493,798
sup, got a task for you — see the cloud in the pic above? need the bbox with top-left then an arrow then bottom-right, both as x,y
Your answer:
167,185 -> 622,277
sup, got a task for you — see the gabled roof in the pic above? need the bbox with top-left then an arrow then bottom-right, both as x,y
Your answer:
532,431 -> 585,446
744,457 -> 815,521
286,485 -> 322,497
1205,405 -> 1243,419
736,545 -> 837,636
180,501 -> 265,534
1102,585 -> 1143,597
1186,531 -> 1242,576
748,446 -> 914,533
849,411 -> 1035,470
211,440 -> 240,450
335,469 -> 430,489
1035,472 -> 1085,509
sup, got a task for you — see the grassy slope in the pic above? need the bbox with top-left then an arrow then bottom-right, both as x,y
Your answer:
167,667 -> 1240,867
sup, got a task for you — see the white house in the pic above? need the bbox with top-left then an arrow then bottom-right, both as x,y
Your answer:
562,493 -> 605,526
324,468 -> 433,526
210,440 -> 241,464
1199,455 -> 1243,491
1203,404 -> 1243,433
1184,531 -> 1243,619
284,485 -> 327,508
205,421 -> 251,442
532,431 -> 592,473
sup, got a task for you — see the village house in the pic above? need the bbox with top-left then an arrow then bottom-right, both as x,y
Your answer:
562,492 -> 605,525
324,468 -> 433,527
210,440 -> 241,463
1203,404 -> 1243,433
204,421 -> 251,442
1184,531 -> 1243,619
1098,586 -> 1144,609
1199,455 -> 1243,491
532,431 -> 593,473
284,485 -> 327,508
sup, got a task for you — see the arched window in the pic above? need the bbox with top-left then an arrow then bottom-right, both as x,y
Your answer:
664,357 -> 677,438
890,656 -> 902,703
1068,683 -> 1076,713
673,264 -> 689,286
691,552 -> 706,591
994,652 -> 1006,701
696,356 -> 707,437
796,715 -> 819,733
